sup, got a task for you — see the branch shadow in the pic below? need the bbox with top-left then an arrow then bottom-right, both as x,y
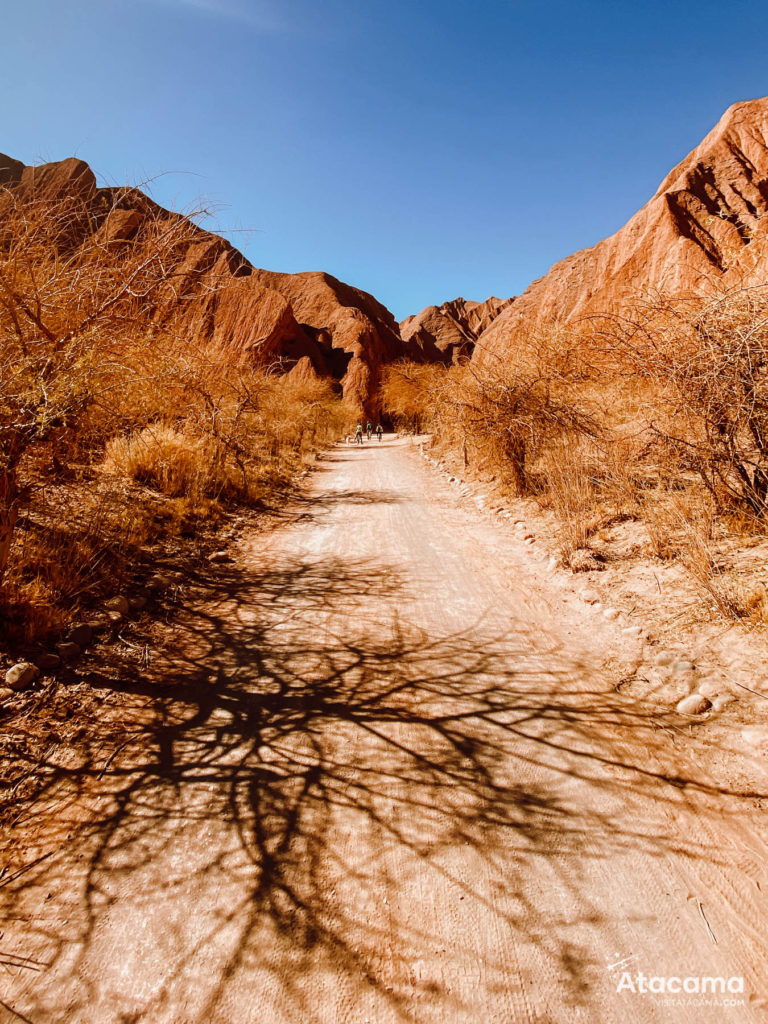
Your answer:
1,552 -> 766,1023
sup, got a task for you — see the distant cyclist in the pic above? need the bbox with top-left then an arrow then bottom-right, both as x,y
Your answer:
355,423 -> 364,445
376,424 -> 383,442
366,421 -> 373,440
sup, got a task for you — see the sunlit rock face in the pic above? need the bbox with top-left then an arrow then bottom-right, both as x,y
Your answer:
473,97 -> 768,361
401,296 -> 514,364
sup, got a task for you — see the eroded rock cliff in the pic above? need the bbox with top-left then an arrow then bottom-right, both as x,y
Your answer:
474,97 -> 768,361
401,296 -> 513,363
0,153 -> 401,415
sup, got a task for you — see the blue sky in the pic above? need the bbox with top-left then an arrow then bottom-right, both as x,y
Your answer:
1,0 -> 767,319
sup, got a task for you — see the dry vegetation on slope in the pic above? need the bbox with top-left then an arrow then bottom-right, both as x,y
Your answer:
0,171 -> 353,647
382,283 -> 768,635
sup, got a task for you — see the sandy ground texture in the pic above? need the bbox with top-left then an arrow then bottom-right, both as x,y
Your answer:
1,435 -> 768,1023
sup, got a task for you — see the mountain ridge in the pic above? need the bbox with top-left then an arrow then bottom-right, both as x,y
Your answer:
0,152 -> 402,416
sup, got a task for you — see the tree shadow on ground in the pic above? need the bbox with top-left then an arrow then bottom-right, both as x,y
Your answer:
1,553 -> 766,1023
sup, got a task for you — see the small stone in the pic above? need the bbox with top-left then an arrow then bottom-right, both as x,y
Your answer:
676,693 -> 712,715
209,551 -> 232,564
147,574 -> 170,592
5,662 -> 40,691
105,595 -> 130,615
602,608 -> 620,621
654,651 -> 676,667
107,610 -> 124,625
56,642 -> 81,663
712,694 -> 735,711
0,686 -> 14,700
68,623 -> 93,647
670,660 -> 695,675
128,594 -> 148,611
37,653 -> 62,671
621,625 -> 643,637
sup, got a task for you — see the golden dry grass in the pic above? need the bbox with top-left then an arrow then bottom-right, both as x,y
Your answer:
103,424 -> 253,505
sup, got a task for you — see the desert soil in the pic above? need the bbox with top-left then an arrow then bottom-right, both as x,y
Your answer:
1,436 -> 767,1023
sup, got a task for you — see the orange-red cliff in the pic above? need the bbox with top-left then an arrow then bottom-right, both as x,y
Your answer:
0,153 -> 403,415
400,296 -> 513,363
474,97 -> 768,362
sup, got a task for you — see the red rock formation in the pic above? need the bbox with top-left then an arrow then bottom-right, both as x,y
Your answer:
0,154 -> 401,415
248,269 -> 403,412
0,153 -> 25,186
474,97 -> 768,363
401,296 -> 513,363
285,355 -> 324,386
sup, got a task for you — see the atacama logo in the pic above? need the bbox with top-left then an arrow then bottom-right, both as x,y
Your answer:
605,953 -> 745,1001
615,972 -> 744,995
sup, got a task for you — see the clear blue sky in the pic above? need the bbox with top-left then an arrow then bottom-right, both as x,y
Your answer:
1,0 -> 766,320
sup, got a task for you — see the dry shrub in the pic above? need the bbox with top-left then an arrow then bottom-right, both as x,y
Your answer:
0,355 -> 353,642
641,487 -> 711,561
257,374 -> 355,465
0,173 -> 215,583
383,327 -> 598,495
103,372 -> 354,507
601,285 -> 768,518
536,429 -> 649,564
655,495 -> 767,625
379,363 -> 446,434
540,439 -> 601,560
105,426 -> 232,502
597,434 -> 645,512
0,482 -> 167,643
458,348 -> 597,495
680,531 -> 760,623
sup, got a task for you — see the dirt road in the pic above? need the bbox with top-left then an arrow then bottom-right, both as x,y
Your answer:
3,437 -> 768,1023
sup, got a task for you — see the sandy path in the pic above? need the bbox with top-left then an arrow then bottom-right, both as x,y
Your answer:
2,437 -> 768,1023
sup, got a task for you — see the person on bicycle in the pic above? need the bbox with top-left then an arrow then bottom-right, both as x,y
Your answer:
355,423 -> 364,445
366,421 -> 373,440
376,423 -> 383,442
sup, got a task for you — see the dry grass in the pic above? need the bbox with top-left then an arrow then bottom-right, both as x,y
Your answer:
105,426 -> 240,502
538,439 -> 601,560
